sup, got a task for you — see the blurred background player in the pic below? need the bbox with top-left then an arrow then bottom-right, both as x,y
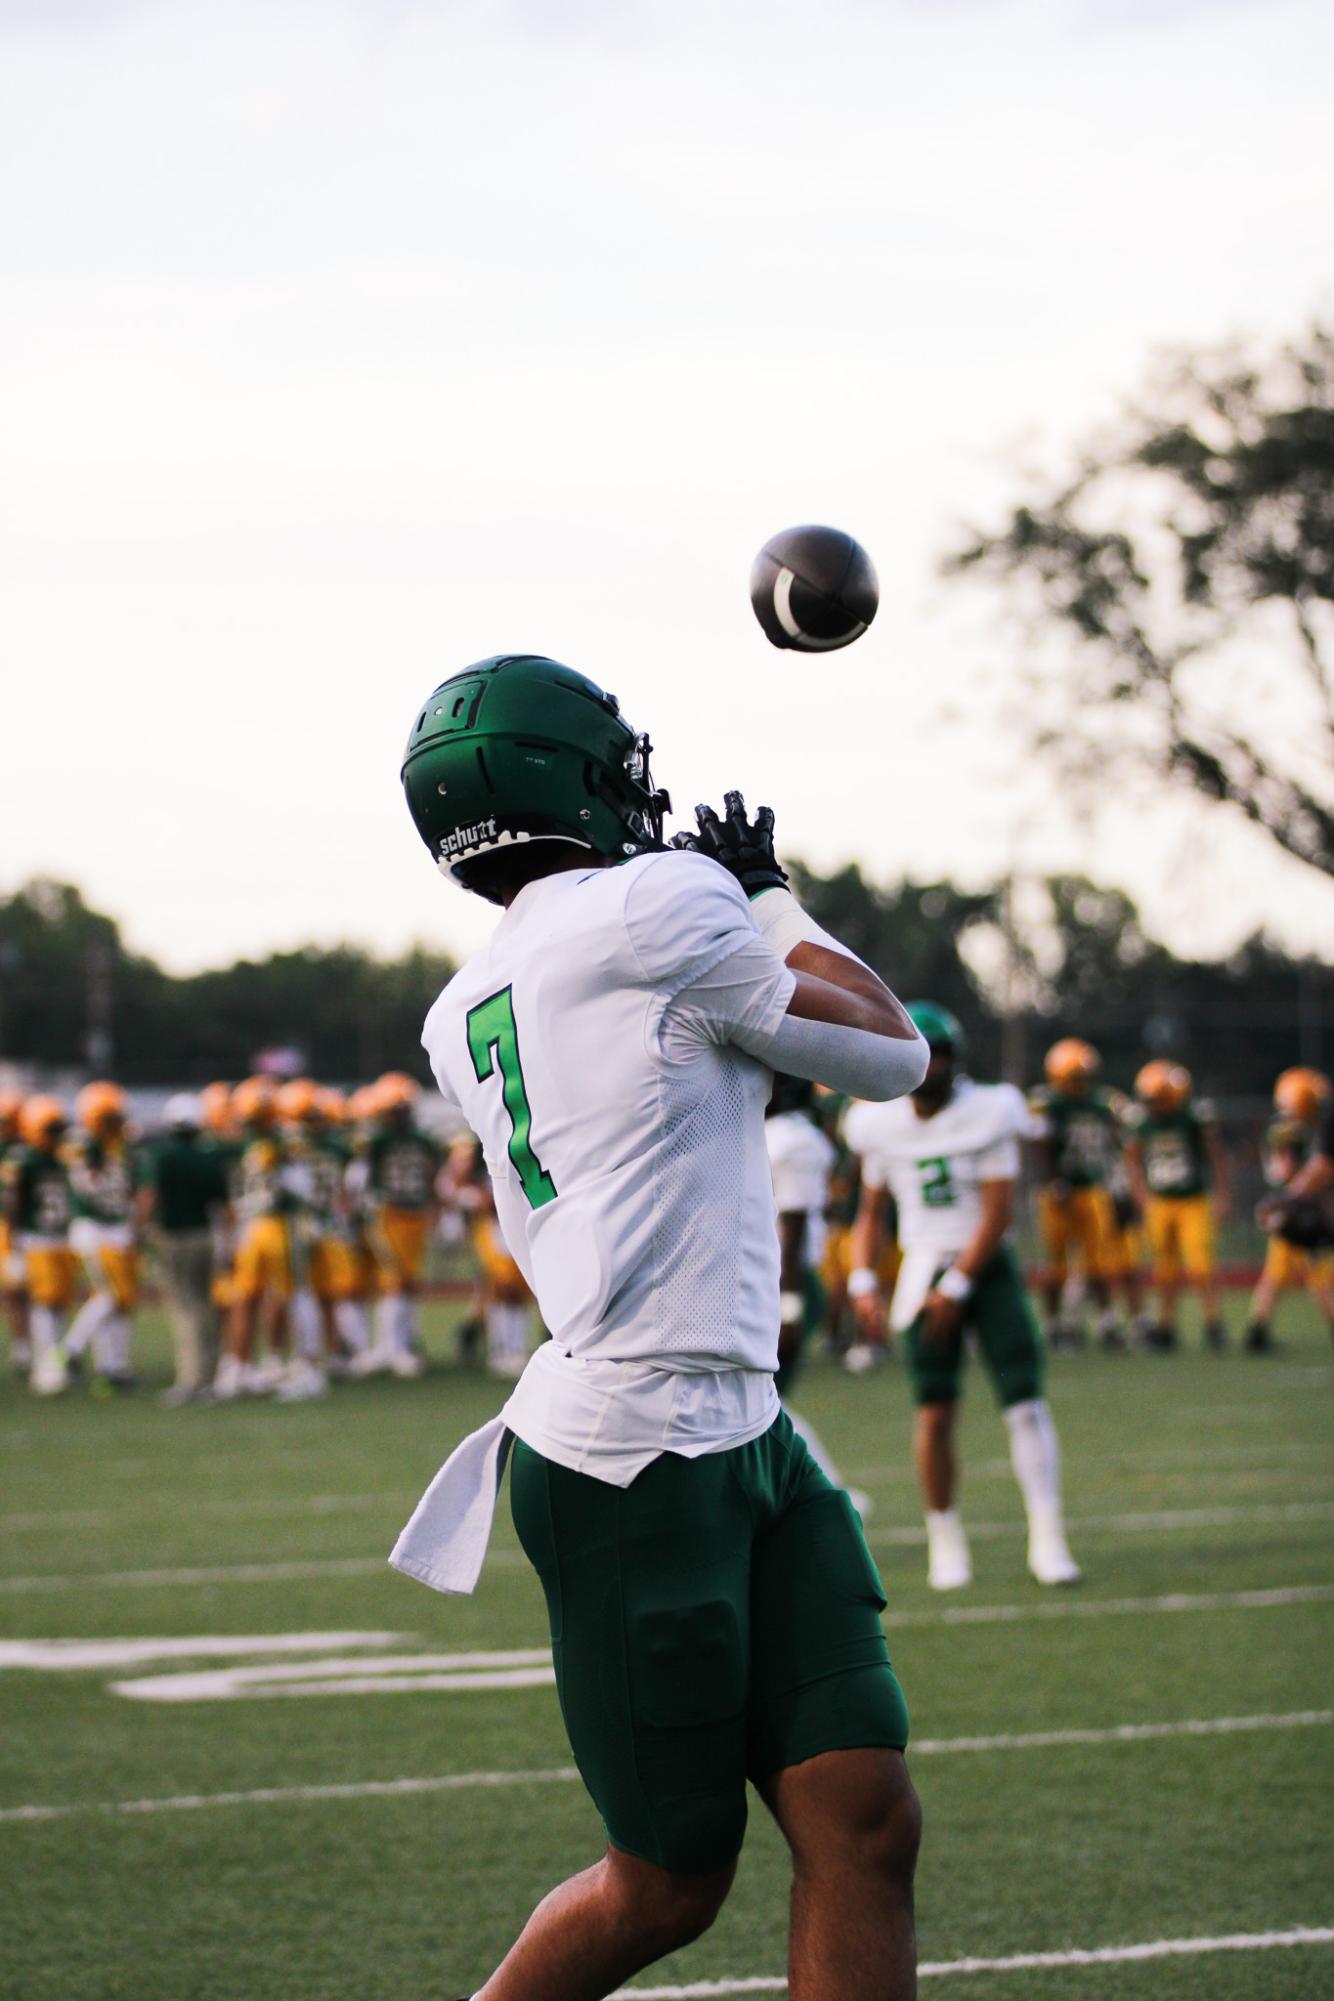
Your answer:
1246,1067 -> 1334,1353
0,1090 -> 30,1374
137,1092 -> 231,1403
848,1002 -> 1079,1590
2,1097 -> 76,1396
437,1133 -> 534,1378
819,1093 -> 902,1371
217,1075 -> 293,1397
351,1072 -> 441,1377
1126,1061 -> 1230,1351
199,1082 -> 242,1340
1027,1039 -> 1125,1350
64,1081 -> 142,1389
765,1074 -> 868,1515
269,1078 -> 340,1400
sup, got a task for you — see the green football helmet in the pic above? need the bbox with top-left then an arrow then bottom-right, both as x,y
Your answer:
906,1000 -> 966,1055
401,655 -> 672,903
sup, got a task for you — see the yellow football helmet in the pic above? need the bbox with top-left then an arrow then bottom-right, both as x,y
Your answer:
1135,1060 -> 1191,1114
1273,1067 -> 1330,1124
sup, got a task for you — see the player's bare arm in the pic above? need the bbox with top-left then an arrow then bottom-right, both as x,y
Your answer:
849,1181 -> 891,1341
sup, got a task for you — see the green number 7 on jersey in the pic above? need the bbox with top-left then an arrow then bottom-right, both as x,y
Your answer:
466,986 -> 558,1210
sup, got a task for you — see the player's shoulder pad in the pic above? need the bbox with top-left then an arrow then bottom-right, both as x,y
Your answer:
623,847 -> 756,988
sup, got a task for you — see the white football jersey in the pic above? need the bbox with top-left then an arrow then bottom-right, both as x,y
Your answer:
766,1109 -> 835,1267
845,1078 -> 1027,1329
423,850 -> 794,1379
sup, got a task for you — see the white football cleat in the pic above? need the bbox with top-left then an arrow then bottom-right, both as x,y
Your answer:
274,1358 -> 329,1403
212,1354 -> 246,1401
926,1510 -> 972,1591
245,1355 -> 288,1394
1028,1531 -> 1082,1587
388,1348 -> 425,1379
30,1347 -> 69,1397
347,1345 -> 393,1377
843,1342 -> 882,1376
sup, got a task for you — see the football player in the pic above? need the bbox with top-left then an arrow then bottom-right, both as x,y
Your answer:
437,1133 -> 533,1378
1125,1062 -> 1230,1350
0,1090 -> 30,1373
65,1081 -> 142,1387
270,1078 -> 340,1400
217,1076 -> 293,1397
1,1097 -> 76,1395
848,1002 -> 1080,1592
354,1072 -> 441,1376
1027,1039 -> 1125,1349
765,1074 -> 868,1515
393,655 -> 927,1999
1246,1069 -> 1333,1352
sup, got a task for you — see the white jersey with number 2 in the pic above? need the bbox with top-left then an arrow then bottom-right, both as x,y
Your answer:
845,1079 -> 1027,1330
421,849 -> 797,1481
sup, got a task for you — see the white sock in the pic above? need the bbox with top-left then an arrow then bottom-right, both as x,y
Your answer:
64,1291 -> 113,1359
334,1300 -> 369,1353
30,1305 -> 64,1359
393,1295 -> 415,1352
784,1403 -> 844,1489
1005,1397 -> 1065,1535
94,1311 -> 132,1376
291,1289 -> 323,1360
373,1296 -> 396,1354
927,1505 -> 965,1539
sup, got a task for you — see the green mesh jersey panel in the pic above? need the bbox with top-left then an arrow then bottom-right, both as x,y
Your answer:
1030,1086 -> 1122,1187
1135,1106 -> 1212,1198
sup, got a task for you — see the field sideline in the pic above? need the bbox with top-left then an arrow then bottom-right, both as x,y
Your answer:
2,1297 -> 1331,2000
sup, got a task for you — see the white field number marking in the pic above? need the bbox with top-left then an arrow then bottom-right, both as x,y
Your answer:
1,1711 -> 1328,1821
611,1928 -> 1334,1995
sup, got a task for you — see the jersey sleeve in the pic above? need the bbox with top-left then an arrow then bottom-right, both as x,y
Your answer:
640,853 -> 796,1054
842,1101 -> 888,1190
974,1135 -> 1022,1182
625,851 -> 774,994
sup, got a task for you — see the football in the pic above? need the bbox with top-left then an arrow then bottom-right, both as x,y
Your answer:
749,522 -> 879,651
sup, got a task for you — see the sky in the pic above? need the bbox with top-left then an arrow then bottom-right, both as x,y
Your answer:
2,0 -> 1331,975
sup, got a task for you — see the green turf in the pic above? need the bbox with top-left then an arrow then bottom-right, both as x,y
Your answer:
2,1294 -> 1331,2000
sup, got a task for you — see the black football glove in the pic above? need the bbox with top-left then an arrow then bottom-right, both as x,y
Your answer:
669,789 -> 789,897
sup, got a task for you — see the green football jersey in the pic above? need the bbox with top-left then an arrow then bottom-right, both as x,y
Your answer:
1028,1086 -> 1122,1188
3,1146 -> 75,1237
68,1135 -> 141,1225
1132,1103 -> 1214,1198
363,1128 -> 442,1211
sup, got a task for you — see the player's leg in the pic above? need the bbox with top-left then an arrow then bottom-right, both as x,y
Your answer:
486,1442 -> 750,1998
1146,1199 -> 1180,1348
63,1229 -> 114,1368
749,1421 -> 918,1998
26,1248 -> 73,1395
91,1245 -> 138,1384
975,1247 -> 1080,1585
1310,1256 -> 1334,1344
1186,1198 -> 1224,1349
1036,1190 -> 1075,1347
760,1750 -> 920,2001
1245,1236 -> 1287,1352
903,1308 -> 970,1586
1085,1191 -> 1125,1348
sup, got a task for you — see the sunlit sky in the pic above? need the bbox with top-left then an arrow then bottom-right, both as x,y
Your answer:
3,0 -> 1331,974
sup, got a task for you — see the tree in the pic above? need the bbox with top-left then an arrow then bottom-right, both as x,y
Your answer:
944,323 -> 1334,876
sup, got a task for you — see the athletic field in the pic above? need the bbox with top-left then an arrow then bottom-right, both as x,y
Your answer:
3,1299 -> 1331,2000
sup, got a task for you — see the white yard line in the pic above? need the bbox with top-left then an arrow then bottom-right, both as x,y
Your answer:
888,1583 -> 1334,1629
612,1927 -> 1334,1995
867,1499 -> 1334,1548
2,1710 -> 1327,1820
4,1494 -> 1330,1596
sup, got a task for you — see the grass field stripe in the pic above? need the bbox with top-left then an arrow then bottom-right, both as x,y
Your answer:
909,1710 -> 1334,1754
3,1710 -> 1326,1819
612,1928 -> 1334,1994
0,1765 -> 582,1824
867,1499 -> 1334,1546
886,1583 -> 1334,1628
